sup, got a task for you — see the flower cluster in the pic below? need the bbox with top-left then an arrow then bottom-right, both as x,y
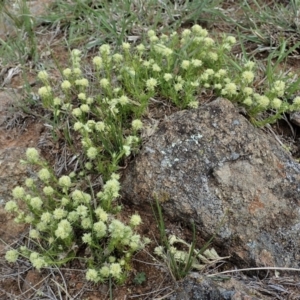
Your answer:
5,150 -> 146,284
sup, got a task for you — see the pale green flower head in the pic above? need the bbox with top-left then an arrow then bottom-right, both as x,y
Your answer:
86,97 -> 94,104
74,122 -> 83,131
87,147 -> 98,160
72,49 -> 81,57
100,78 -> 110,88
272,80 -> 285,97
109,219 -> 125,239
136,44 -> 145,52
43,186 -> 54,196
214,83 -> 222,90
154,246 -> 164,257
174,83 -> 183,92
123,145 -> 131,156
182,29 -> 191,37
55,219 -> 72,239
146,78 -> 157,91
175,250 -> 187,262
81,217 -> 92,229
38,86 -> 52,98
204,69 -> 214,76
132,119 -> 143,130
143,60 -> 151,68
215,69 -> 227,78
82,233 -> 92,245
181,60 -> 190,70
80,104 -> 90,113
152,63 -> 161,72
73,67 -> 82,76
130,214 -> 142,227
242,71 -> 254,84
95,121 -> 106,132
125,135 -> 139,146
31,255 -> 47,270
29,229 -> 40,239
5,200 -> 18,212
12,186 -> 25,199
36,221 -> 48,231
191,24 -> 203,34
30,197 -> 43,210
41,212 -> 52,223
78,93 -> 86,101
5,249 -> 19,263
58,175 -> 72,189
87,120 -> 95,129
75,78 -> 90,87
164,73 -> 173,82
24,214 -> 34,224
63,68 -> 72,77
112,53 -> 123,63
190,80 -> 200,87
222,43 -> 232,51
37,70 -> 49,81
67,211 -> 79,222
100,265 -> 110,278
95,207 -> 108,222
72,108 -> 82,117
243,97 -> 253,106
243,87 -> 253,96
61,197 -> 70,206
24,178 -> 34,188
122,42 -> 130,50
257,95 -> 270,108
222,82 -> 237,96
108,256 -> 116,263
191,59 -> 202,67
147,29 -> 156,37
85,162 -> 92,170
208,52 -> 218,61
53,97 -> 62,106
271,98 -> 282,109
293,96 -> 300,108
14,212 -> 25,223
93,56 -> 103,68
38,168 -> 51,182
226,35 -> 236,45
203,37 -> 214,46
86,269 -> 100,282
53,208 -> 68,220
149,35 -> 159,43
93,220 -> 107,238
244,60 -> 255,70
61,80 -> 71,90
26,148 -> 39,163
103,178 -> 121,198
188,101 -> 199,109
76,204 -> 88,217
110,263 -> 122,279
99,44 -> 111,55
118,95 -> 129,106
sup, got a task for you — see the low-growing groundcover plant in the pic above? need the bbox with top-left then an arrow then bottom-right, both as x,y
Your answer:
4,24 -> 300,285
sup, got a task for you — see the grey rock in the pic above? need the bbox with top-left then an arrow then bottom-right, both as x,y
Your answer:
170,275 -> 265,300
122,98 -> 300,268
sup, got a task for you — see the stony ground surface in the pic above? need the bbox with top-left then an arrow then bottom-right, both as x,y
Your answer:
1,1 -> 300,299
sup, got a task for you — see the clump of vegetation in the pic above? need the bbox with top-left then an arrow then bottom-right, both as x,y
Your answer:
5,24 -> 300,284
5,148 -> 148,284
